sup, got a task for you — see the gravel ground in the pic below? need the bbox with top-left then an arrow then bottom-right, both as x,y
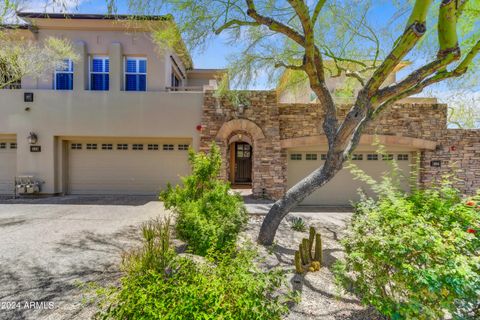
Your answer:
242,211 -> 383,320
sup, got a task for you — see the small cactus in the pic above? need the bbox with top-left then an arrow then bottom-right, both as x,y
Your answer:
293,226 -> 323,274
294,251 -> 303,273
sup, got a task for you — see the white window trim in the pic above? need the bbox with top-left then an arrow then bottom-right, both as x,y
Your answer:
89,56 -> 110,91
53,59 -> 74,90
124,57 -> 147,92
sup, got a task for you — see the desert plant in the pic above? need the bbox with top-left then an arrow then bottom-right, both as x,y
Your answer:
294,226 -> 322,274
94,242 -> 294,320
161,143 -> 248,256
290,216 -> 307,232
335,176 -> 480,319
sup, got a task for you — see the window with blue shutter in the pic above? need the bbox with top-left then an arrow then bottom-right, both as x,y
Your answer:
125,58 -> 147,91
54,59 -> 74,90
90,57 -> 109,91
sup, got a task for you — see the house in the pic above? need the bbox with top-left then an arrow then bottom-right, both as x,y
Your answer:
1,13 -> 479,205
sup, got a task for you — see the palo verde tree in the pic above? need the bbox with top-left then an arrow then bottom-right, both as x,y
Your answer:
25,0 -> 480,245
0,1 -> 79,89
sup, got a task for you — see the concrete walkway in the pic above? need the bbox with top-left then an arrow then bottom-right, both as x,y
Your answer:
0,197 -> 167,320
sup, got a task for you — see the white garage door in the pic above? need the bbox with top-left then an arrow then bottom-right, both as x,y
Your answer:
68,140 -> 191,195
287,151 -> 413,206
0,140 -> 17,195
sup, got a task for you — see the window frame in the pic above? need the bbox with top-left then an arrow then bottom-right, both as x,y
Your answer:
54,59 -> 74,90
306,153 -> 318,161
124,57 -> 147,92
89,56 -> 110,91
290,153 -> 302,161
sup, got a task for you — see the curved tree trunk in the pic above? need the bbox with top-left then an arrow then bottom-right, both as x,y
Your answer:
257,158 -> 344,245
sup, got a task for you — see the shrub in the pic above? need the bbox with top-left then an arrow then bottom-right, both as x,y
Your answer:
160,144 -> 248,256
290,216 -> 307,232
94,218 -> 293,320
335,174 -> 480,319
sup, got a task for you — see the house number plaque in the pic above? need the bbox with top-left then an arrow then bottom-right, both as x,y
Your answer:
30,146 -> 41,152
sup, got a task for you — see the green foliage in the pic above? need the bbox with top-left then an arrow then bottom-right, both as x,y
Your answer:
335,177 -> 480,319
94,219 -> 293,320
121,216 -> 175,276
290,216 -> 307,232
0,34 -> 78,89
160,143 -> 248,256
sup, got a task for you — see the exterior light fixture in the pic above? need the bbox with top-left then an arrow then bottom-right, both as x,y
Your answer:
238,134 -> 243,141
27,132 -> 38,145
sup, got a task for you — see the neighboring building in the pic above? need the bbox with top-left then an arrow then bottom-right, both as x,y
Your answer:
1,13 -> 479,205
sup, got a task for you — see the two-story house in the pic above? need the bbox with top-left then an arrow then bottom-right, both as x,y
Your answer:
1,12 -> 479,205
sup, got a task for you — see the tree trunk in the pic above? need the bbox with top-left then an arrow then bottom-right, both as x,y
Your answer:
257,158 -> 343,245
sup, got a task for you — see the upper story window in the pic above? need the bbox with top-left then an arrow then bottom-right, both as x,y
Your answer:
54,59 -> 74,90
90,56 -> 109,91
125,57 -> 147,91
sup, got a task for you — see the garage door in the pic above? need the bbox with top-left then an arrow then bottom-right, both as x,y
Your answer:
287,151 -> 413,206
68,140 -> 191,195
0,140 -> 17,195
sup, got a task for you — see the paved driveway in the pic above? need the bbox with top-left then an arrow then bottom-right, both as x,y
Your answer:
0,196 -> 167,320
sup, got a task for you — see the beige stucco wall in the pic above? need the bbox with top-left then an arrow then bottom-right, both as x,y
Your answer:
22,28 -> 185,91
0,90 -> 203,194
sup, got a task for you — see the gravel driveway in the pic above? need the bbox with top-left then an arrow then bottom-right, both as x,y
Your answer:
0,196 -> 166,320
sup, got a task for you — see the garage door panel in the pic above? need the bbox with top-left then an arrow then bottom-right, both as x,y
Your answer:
68,141 -> 190,195
287,151 -> 412,206
0,140 -> 17,195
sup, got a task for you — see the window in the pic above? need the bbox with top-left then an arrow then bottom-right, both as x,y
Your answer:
132,144 -> 144,150
306,153 -> 318,161
54,59 -> 74,90
148,144 -> 159,150
398,154 -> 409,161
71,143 -> 82,150
321,154 -> 327,161
163,144 -> 174,151
382,154 -> 394,161
102,144 -> 113,150
0,143 -> 6,149
86,144 -> 97,150
290,154 -> 302,160
90,56 -> 109,91
117,144 -> 128,150
178,144 -> 189,151
171,68 -> 181,89
367,154 -> 379,161
352,154 -> 363,161
125,58 -> 147,91
10,143 -> 17,149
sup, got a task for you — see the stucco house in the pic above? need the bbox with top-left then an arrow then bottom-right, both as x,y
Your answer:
0,13 -> 479,206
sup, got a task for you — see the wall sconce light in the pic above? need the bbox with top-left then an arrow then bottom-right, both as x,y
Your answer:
237,134 -> 243,141
27,132 -> 38,145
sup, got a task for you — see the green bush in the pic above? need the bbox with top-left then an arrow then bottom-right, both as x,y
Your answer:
335,174 -> 480,319
94,218 -> 293,320
160,143 -> 248,256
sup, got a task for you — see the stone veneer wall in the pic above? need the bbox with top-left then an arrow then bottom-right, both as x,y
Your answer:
201,90 -> 480,200
421,130 -> 480,195
279,103 -> 448,141
200,91 -> 286,199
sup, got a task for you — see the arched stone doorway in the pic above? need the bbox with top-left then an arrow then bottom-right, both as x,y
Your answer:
215,119 -> 265,191
227,133 -> 253,186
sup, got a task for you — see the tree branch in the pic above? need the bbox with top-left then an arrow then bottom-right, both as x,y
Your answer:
372,39 -> 480,118
215,19 -> 259,35
245,0 -> 305,46
312,0 -> 327,25
363,0 -> 433,96
274,61 -> 305,70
